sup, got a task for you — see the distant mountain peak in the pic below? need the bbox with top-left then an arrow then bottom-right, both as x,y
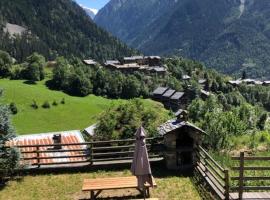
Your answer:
80,4 -> 98,19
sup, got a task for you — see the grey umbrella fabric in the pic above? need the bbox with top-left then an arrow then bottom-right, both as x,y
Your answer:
131,126 -> 153,189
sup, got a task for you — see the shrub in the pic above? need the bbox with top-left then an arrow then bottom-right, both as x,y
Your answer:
42,101 -> 50,109
61,98 -> 65,104
52,100 -> 58,106
31,100 -> 38,109
9,102 -> 18,114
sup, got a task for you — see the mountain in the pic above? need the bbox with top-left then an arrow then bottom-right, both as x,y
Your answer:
80,5 -> 98,19
0,0 -> 135,62
95,0 -> 270,78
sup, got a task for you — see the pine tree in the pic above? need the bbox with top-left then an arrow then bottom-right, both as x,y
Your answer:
0,90 -> 19,183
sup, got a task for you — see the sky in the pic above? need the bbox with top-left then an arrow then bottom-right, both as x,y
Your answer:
75,0 -> 110,13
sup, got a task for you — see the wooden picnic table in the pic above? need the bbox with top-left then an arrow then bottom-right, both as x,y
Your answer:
82,176 -> 156,200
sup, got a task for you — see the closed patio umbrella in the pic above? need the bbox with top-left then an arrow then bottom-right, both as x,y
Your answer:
131,126 -> 153,198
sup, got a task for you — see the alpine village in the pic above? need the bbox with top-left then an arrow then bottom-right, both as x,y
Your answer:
2,1 -> 270,200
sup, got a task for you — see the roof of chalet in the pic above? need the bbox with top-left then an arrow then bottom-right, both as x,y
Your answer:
182,75 -> 191,80
153,87 -> 169,95
198,79 -> 206,84
145,66 -> 166,72
174,109 -> 188,117
84,124 -> 97,136
170,92 -> 185,100
123,56 -> 144,61
242,79 -> 263,85
83,59 -> 97,65
7,130 -> 87,167
228,80 -> 242,85
146,56 -> 161,60
105,60 -> 120,65
158,119 -> 206,136
162,89 -> 176,98
263,81 -> 270,84
200,89 -> 210,96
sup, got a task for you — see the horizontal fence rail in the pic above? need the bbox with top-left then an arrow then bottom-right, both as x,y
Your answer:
196,146 -> 230,200
8,137 -> 164,169
231,152 -> 270,200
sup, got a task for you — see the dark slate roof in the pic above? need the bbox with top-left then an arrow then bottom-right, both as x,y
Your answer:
158,119 -> 206,136
170,92 -> 185,100
153,87 -> 168,95
162,89 -> 176,98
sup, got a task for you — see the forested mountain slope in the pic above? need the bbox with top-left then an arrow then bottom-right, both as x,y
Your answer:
95,0 -> 270,78
0,0 -> 135,62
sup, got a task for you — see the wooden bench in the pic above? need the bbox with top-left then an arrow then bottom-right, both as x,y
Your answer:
82,176 -> 156,200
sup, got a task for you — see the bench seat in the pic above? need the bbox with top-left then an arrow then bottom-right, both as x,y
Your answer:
82,176 -> 156,200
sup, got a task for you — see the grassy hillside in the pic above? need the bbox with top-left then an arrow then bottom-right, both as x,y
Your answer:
0,169 -> 201,200
0,79 -> 166,135
0,79 -> 126,134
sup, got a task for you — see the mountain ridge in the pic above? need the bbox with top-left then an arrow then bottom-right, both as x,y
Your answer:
95,0 -> 270,78
0,0 -> 135,62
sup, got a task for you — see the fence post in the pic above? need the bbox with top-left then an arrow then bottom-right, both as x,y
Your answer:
90,143 -> 93,165
36,146 -> 40,168
238,152 -> 245,200
224,169 -> 230,200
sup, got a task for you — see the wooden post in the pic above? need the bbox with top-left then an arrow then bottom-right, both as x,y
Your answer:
36,146 -> 40,168
238,152 -> 245,200
224,169 -> 230,200
90,144 -> 94,165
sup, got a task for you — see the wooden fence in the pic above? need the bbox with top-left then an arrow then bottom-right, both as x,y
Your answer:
231,152 -> 270,200
12,137 -> 164,169
196,146 -> 230,200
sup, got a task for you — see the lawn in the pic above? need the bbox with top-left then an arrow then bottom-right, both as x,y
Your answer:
0,79 -> 166,135
0,168 -> 201,200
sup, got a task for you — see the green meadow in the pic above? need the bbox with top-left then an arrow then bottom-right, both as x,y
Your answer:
0,79 -> 125,134
0,79 -> 166,135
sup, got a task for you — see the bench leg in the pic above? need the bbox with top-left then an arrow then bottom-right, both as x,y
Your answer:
90,191 -> 95,200
146,187 -> 150,198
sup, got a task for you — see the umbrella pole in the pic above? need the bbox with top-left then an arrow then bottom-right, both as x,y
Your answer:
143,186 -> 146,200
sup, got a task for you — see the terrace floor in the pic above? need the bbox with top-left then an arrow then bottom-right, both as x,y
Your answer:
0,166 -> 201,200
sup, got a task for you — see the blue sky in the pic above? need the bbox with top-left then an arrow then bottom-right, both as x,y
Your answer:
75,0 -> 110,11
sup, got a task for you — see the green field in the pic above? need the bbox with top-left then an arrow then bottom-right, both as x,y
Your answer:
0,79 -> 167,135
0,169 -> 201,200
0,79 -> 164,135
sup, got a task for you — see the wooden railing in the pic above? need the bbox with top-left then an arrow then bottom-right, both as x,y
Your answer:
196,146 -> 230,200
231,152 -> 270,200
12,137 -> 164,169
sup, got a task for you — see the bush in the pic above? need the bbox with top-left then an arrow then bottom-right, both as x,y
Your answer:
42,101 -> 50,109
95,99 -> 170,140
31,100 -> 38,109
9,102 -> 18,114
61,98 -> 65,104
52,100 -> 58,106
